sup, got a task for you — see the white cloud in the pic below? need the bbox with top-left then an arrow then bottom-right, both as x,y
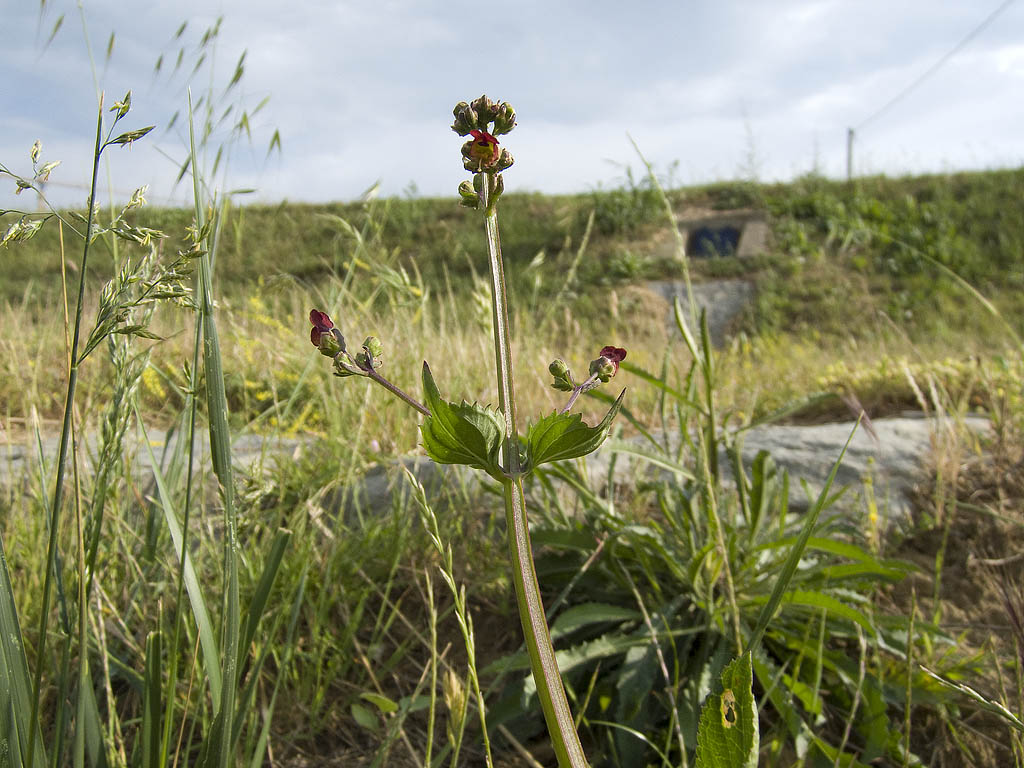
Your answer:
3,0 -> 1024,211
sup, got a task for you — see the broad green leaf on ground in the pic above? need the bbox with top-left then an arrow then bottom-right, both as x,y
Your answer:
350,702 -> 380,734
360,691 -> 399,714
549,602 -> 641,640
419,362 -> 504,477
695,652 -> 758,768
525,389 -> 625,471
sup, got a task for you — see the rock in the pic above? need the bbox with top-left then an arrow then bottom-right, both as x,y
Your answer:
2,414 -> 987,526
588,414 -> 989,521
646,279 -> 754,346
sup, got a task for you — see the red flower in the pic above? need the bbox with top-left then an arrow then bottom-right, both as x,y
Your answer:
469,129 -> 499,146
309,309 -> 334,347
468,129 -> 500,164
599,346 -> 627,374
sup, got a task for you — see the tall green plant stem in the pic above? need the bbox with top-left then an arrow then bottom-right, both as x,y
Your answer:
188,91 -> 240,768
480,172 -> 589,768
26,102 -> 106,768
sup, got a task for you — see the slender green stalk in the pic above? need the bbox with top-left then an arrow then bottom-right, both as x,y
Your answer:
424,572 -> 438,768
410,471 -> 494,767
187,89 -> 240,768
628,135 -> 697,325
27,100 -> 106,768
480,172 -> 589,768
903,589 -> 916,768
619,565 -> 688,766
365,367 -> 430,416
72,433 -> 87,768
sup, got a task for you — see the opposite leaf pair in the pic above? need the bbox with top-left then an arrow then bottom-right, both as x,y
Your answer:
419,362 -> 624,480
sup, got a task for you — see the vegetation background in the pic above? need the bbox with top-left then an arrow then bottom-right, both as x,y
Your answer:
3,8 -> 1024,768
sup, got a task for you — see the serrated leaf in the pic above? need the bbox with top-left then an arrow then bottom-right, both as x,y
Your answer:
695,653 -> 759,768
526,389 -> 625,470
419,362 -> 504,476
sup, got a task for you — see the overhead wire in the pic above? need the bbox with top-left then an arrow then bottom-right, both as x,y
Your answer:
855,0 -> 1018,132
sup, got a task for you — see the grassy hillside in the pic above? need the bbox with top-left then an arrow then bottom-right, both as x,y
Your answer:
8,167 -> 1024,337
3,165 -> 1024,767
6,167 -> 1023,430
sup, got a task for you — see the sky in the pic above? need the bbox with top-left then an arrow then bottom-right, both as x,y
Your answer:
3,0 -> 1024,210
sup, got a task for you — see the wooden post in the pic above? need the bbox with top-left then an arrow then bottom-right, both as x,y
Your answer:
846,127 -> 854,182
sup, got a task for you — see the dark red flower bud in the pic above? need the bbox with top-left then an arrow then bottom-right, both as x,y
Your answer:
599,346 -> 627,373
591,346 -> 627,381
309,309 -> 334,347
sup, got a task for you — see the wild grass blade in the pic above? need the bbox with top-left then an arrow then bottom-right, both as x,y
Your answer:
405,468 -> 494,768
585,389 -> 661,448
141,630 -> 162,768
920,665 -> 1024,733
586,720 -> 674,768
138,415 -> 221,706
240,529 -> 291,657
629,134 -> 696,326
0,528 -> 46,768
245,560 -> 308,768
188,90 -> 241,768
603,438 -> 696,482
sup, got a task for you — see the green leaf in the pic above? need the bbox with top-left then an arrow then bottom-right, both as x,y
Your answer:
749,590 -> 877,636
482,629 -> 650,679
419,363 -> 504,476
138,415 -> 222,709
360,692 -> 399,714
350,702 -> 380,734
141,631 -> 162,768
526,389 -> 625,470
605,437 -> 696,481
550,603 -> 641,640
695,653 -> 759,768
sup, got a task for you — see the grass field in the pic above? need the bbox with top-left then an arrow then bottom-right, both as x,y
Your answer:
4,156 -> 1024,767
4,53 -> 1024,765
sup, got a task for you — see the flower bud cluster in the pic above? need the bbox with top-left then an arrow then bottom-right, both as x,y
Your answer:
457,174 -> 506,209
453,95 -> 516,175
451,95 -> 516,137
356,336 -> 383,371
